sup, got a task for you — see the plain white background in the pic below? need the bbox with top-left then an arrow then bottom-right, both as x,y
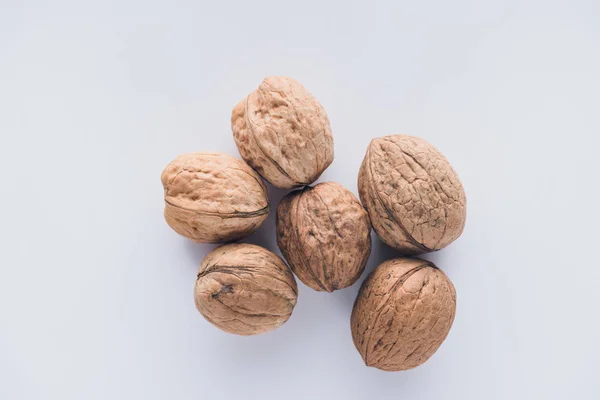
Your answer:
1,1 -> 599,399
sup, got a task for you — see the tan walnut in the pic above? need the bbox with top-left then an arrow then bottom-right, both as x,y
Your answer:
351,257 -> 456,371
194,243 -> 298,336
358,135 -> 466,254
161,152 -> 269,243
231,76 -> 334,189
276,182 -> 371,292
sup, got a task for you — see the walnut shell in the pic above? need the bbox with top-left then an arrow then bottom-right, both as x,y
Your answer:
276,182 -> 371,292
231,76 -> 334,189
351,258 -> 456,371
161,152 -> 269,243
194,243 -> 298,336
358,135 -> 466,254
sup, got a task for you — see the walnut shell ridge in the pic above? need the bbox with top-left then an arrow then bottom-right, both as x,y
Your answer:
232,76 -> 334,189
351,257 -> 456,371
358,135 -> 466,254
194,243 -> 298,336
161,152 -> 269,243
276,182 -> 371,292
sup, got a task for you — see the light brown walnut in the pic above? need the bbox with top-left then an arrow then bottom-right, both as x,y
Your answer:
351,257 -> 456,371
194,243 -> 298,336
161,152 -> 268,243
276,182 -> 371,292
358,135 -> 466,254
232,76 -> 334,189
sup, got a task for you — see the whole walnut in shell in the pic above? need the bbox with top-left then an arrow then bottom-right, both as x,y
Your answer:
231,76 -> 334,189
161,152 -> 269,243
194,243 -> 298,336
358,135 -> 466,254
351,257 -> 456,371
276,182 -> 371,292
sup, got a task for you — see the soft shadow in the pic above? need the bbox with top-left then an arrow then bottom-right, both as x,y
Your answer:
182,240 -> 218,271
419,246 -> 459,272
420,250 -> 444,265
363,233 -> 400,276
199,308 -> 315,377
330,233 -> 400,315
243,183 -> 292,254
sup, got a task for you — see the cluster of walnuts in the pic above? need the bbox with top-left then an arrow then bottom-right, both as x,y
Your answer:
161,76 -> 467,371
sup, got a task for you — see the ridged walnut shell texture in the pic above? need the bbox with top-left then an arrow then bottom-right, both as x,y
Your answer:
358,135 -> 466,254
276,182 -> 371,292
351,258 -> 456,371
232,76 -> 334,189
194,243 -> 298,336
161,152 -> 269,243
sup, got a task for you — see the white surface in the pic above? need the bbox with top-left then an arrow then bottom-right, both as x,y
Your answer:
1,1 -> 599,399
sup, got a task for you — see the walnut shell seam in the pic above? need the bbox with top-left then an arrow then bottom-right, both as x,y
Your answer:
165,199 -> 269,218
197,265 -> 298,296
364,146 -> 431,253
244,95 -> 307,187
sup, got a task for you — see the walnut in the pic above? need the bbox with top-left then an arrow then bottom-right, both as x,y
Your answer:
358,135 -> 466,254
161,152 -> 269,243
351,257 -> 456,371
276,182 -> 371,292
231,76 -> 334,189
194,243 -> 298,335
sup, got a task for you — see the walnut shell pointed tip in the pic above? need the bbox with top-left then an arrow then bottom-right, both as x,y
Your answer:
161,152 -> 269,243
351,257 -> 456,371
358,135 -> 466,254
276,182 -> 371,292
232,76 -> 334,189
194,243 -> 298,336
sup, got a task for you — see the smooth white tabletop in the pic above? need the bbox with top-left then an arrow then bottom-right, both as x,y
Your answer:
1,1 -> 599,399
